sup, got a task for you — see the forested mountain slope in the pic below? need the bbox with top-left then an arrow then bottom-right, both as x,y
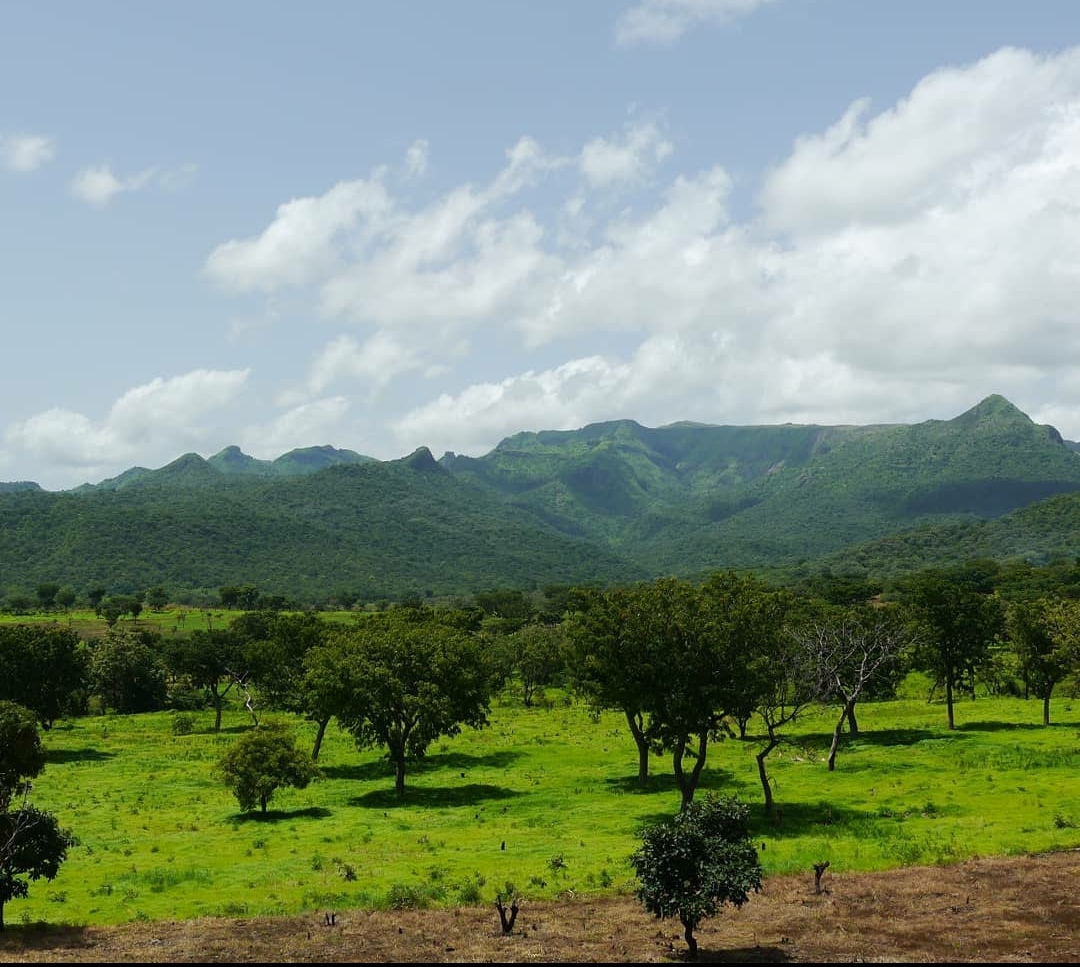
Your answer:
3,395 -> 1079,603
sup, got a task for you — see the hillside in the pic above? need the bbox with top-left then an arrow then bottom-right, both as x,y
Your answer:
3,395 -> 1080,604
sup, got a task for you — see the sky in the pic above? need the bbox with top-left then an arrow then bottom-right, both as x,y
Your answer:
4,0 -> 1080,491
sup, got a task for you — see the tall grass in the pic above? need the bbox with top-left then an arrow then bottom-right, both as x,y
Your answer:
15,686 -> 1080,928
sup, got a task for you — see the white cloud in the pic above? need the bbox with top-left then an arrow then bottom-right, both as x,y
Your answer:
279,332 -> 422,407
580,120 -> 673,187
69,162 -> 198,206
204,44 -> 1080,459
5,370 -> 250,473
204,176 -> 394,292
240,396 -> 351,458
758,46 -> 1080,235
0,133 -> 55,172
404,139 -> 429,176
615,0 -> 779,47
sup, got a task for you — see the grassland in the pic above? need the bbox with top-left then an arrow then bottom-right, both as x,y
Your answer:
10,677 -> 1080,933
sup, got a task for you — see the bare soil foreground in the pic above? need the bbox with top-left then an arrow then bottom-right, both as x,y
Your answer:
2,850 -> 1078,963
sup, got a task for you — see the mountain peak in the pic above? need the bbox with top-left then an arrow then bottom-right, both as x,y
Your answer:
397,446 -> 442,473
953,394 -> 1033,428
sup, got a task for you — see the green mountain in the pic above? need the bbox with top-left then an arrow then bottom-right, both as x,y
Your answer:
0,449 -> 644,603
3,395 -> 1079,604
442,394 -> 1080,576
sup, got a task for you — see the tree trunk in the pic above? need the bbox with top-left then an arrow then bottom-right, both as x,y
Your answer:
260,794 -> 268,813
674,732 -> 709,811
945,674 -> 956,731
846,702 -> 859,735
681,917 -> 698,958
624,709 -> 650,786
394,758 -> 406,796
756,735 -> 780,813
311,716 -> 330,761
827,703 -> 851,772
1043,693 -> 1051,727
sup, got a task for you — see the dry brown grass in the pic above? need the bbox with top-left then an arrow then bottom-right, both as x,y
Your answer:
2,850 -> 1077,963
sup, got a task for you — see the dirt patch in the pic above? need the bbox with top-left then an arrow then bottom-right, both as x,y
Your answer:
1,850 -> 1078,963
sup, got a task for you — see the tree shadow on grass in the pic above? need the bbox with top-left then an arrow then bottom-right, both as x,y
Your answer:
321,749 -> 523,783
604,765 -> 737,798
958,719 -> 1061,732
347,782 -> 522,810
45,746 -> 117,764
746,800 -> 873,841
229,805 -> 333,823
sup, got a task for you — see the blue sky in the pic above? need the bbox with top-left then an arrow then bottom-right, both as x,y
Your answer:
4,0 -> 1080,490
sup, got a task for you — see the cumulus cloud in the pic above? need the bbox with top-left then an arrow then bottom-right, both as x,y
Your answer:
240,396 -> 351,458
204,44 -> 1080,458
204,177 -> 394,292
758,46 -> 1080,235
5,370 -> 250,475
69,162 -> 197,207
277,332 -> 424,409
580,120 -> 673,187
615,0 -> 780,46
0,133 -> 55,171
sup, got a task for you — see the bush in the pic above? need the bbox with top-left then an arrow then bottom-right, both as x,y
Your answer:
630,794 -> 762,959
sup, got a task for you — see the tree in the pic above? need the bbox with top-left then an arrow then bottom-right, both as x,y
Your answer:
166,629 -> 244,732
86,587 -> 106,612
308,608 -> 491,796
0,702 -> 76,931
89,629 -> 167,713
653,572 -> 792,810
1008,598 -> 1080,725
793,604 -> 914,770
144,585 -> 169,611
216,723 -> 320,814
630,794 -> 762,959
243,612 -> 334,758
563,583 -> 667,787
505,622 -> 566,707
905,573 -> 1005,729
0,627 -> 88,730
54,587 -> 77,613
34,583 -> 60,612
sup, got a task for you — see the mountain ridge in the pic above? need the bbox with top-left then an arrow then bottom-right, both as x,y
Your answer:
3,395 -> 1080,605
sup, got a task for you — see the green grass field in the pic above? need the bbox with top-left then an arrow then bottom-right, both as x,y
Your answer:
14,683 -> 1080,929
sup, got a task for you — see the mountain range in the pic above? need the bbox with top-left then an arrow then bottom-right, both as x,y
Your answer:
3,394 -> 1080,604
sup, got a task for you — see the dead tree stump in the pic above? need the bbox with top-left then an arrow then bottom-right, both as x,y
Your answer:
813,861 -> 830,894
495,894 -> 519,935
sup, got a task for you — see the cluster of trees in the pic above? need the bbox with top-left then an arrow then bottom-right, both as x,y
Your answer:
4,562 -> 1080,935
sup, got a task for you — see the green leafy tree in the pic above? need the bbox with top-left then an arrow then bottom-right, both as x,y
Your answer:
563,583 -> 666,787
505,622 -> 566,707
215,722 -> 320,814
0,702 -> 76,931
34,583 -> 60,612
54,587 -> 77,613
243,612 -> 334,758
658,572 -> 792,810
0,627 -> 88,730
630,794 -> 762,959
89,630 -> 167,713
308,608 -> 491,796
86,587 -> 106,612
166,629 -> 245,732
905,572 -> 1005,729
144,585 -> 169,611
1008,598 -> 1080,725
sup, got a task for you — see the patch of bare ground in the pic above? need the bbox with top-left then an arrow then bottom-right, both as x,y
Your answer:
1,850 -> 1078,963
